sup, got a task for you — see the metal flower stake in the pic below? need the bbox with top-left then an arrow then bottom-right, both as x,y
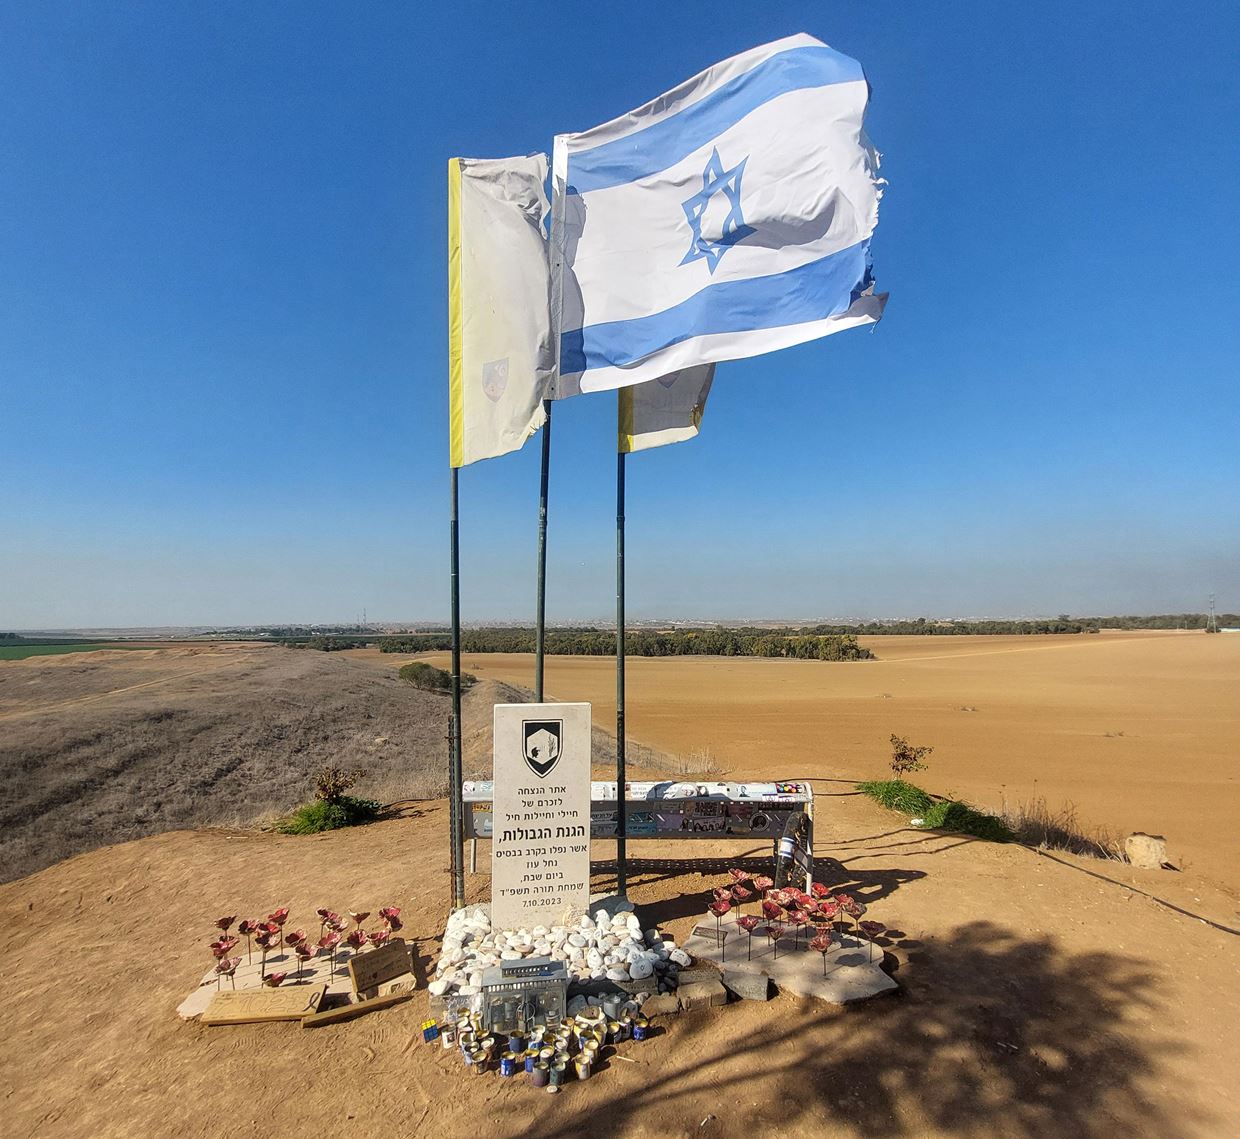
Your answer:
809,930 -> 834,976
737,914 -> 761,961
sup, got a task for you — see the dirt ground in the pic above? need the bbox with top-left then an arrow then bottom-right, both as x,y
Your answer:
4,634 -> 1239,1137
366,631 -> 1240,894
2,788 -> 1238,1138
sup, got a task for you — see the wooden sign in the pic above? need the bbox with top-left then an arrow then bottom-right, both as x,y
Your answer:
200,984 -> 326,1026
301,991 -> 411,1028
492,702 -> 592,929
348,938 -> 413,997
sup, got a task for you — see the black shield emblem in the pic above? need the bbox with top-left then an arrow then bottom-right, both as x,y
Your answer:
522,719 -> 563,778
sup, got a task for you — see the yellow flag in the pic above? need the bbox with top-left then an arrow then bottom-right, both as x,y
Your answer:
448,155 -> 553,467
618,364 -> 715,453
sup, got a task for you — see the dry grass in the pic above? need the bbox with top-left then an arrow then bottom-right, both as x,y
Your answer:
1001,795 -> 1127,862
658,746 -> 724,776
0,650 -> 697,883
0,647 -> 480,882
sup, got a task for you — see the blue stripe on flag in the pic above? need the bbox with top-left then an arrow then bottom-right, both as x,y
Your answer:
560,240 -> 869,375
567,45 -> 864,195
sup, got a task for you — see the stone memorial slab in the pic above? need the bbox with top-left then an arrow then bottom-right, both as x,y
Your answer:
682,908 -> 898,1005
491,702 -> 591,929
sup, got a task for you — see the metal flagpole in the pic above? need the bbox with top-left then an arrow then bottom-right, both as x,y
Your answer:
448,466 -> 466,910
615,430 -> 628,895
534,397 -> 553,702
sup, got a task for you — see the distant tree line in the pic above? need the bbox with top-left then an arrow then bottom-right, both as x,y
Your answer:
805,614 -> 1239,635
302,636 -> 369,651
377,628 -> 873,661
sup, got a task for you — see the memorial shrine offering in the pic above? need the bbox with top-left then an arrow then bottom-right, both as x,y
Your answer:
438,1002 -> 651,1092
178,901 -> 413,1024
429,905 -> 690,1000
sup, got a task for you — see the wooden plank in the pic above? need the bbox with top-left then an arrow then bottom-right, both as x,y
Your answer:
348,938 -> 414,996
301,991 -> 412,1028
200,984 -> 326,1026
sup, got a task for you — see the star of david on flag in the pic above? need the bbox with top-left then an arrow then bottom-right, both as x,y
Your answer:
551,33 -> 887,396
680,148 -> 754,273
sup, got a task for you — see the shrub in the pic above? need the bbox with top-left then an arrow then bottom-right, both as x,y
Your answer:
276,795 -> 381,835
857,779 -> 1013,842
856,779 -> 935,815
890,734 -> 932,779
921,799 -> 1014,842
398,662 -> 476,693
313,766 -> 366,802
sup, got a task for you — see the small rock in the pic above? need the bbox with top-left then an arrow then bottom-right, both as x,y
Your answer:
1125,832 -> 1169,869
428,979 -> 450,996
669,948 -> 692,967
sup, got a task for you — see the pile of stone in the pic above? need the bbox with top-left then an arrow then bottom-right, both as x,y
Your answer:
429,905 -> 691,998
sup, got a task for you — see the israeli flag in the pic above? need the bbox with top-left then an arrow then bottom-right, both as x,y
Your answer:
551,34 -> 885,397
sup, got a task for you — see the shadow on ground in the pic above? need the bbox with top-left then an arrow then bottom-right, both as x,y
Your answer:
514,919 -> 1198,1138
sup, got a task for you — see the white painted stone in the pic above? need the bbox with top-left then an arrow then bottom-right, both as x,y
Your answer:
630,958 -> 654,980
429,979 -> 450,996
669,948 -> 691,966
606,967 -> 630,982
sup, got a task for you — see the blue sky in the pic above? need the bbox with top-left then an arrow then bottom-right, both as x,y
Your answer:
2,3 -> 1238,628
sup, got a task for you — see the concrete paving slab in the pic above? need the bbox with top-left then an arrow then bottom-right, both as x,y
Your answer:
681,910 -> 897,1005
178,942 -> 410,1019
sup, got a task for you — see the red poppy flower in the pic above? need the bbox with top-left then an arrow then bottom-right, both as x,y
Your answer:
368,928 -> 390,948
858,920 -> 885,938
215,915 -> 237,933
346,929 -> 368,951
285,929 -> 306,948
737,915 -> 761,933
215,955 -> 242,976
809,931 -> 834,954
810,882 -> 831,899
761,900 -> 783,922
268,907 -> 290,927
818,899 -> 841,920
349,911 -> 371,927
731,885 -> 753,903
727,868 -> 750,883
753,875 -> 774,892
709,900 -> 731,918
318,932 -> 342,951
263,972 -> 287,987
237,919 -> 258,936
711,887 -> 733,903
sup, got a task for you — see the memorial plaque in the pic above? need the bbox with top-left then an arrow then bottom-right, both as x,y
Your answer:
348,938 -> 413,997
491,702 -> 591,929
200,984 -> 326,1025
